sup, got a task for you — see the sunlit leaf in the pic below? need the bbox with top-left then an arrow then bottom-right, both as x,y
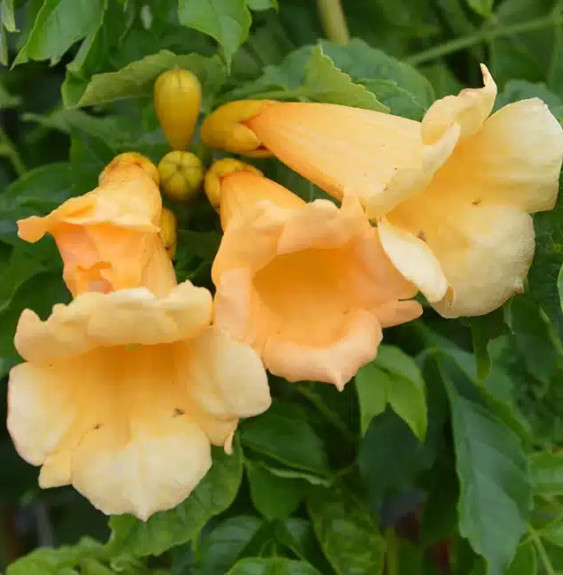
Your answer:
178,0 -> 251,65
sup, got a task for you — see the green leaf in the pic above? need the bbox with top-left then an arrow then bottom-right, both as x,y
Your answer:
358,78 -> 426,120
307,489 -> 385,575
0,248 -> 49,315
0,163 -> 75,245
256,463 -> 332,487
541,516 -> 563,547
302,45 -> 388,112
441,355 -> 531,575
1,0 -> 16,32
506,542 -> 537,575
466,0 -> 493,17
0,269 -> 69,378
13,0 -> 106,66
355,345 -> 427,439
246,0 -> 278,10
495,79 -> 563,113
530,451 -> 563,496
358,360 -> 448,509
227,558 -> 321,575
108,441 -> 243,557
420,455 -> 459,545
0,81 -> 20,108
273,519 -> 330,573
468,308 -> 508,380
196,516 -> 264,573
420,63 -> 463,99
508,295 -> 563,387
527,174 -> 563,338
62,50 -> 226,110
246,461 -> 309,520
490,0 -> 563,92
224,39 -> 433,119
240,403 -> 330,477
6,538 -> 107,575
178,0 -> 251,65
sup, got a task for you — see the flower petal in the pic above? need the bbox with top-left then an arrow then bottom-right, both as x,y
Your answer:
263,309 -> 382,390
453,98 -> 563,213
248,103 -> 422,212
72,414 -> 211,520
247,102 -> 459,217
430,204 -> 535,317
378,217 -> 449,303
384,195 -> 535,317
8,344 -> 215,519
219,171 -> 304,229
422,64 -> 496,144
181,327 -> 271,446
15,281 -> 212,364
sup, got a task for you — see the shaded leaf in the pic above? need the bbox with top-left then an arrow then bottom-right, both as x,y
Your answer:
196,516 -> 264,574
307,489 -> 385,575
468,307 -> 508,380
506,542 -> 537,575
358,360 -> 448,509
227,558 -> 321,575
527,174 -> 563,338
441,355 -> 531,575
246,461 -> 309,520
240,404 -> 330,477
466,0 -> 493,17
273,519 -> 331,573
530,451 -> 563,496
0,163 -> 75,245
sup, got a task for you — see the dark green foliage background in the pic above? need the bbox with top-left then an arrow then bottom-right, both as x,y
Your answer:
1,0 -> 563,574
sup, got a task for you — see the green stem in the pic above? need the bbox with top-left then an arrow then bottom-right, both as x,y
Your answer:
316,0 -> 350,45
0,124 -> 26,176
385,529 -> 399,575
406,13 -> 562,66
296,384 -> 356,444
529,527 -> 555,575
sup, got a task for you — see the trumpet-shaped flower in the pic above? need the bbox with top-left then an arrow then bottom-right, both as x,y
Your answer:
8,281 -> 271,520
201,67 -> 563,317
17,153 -> 175,297
209,162 -> 422,388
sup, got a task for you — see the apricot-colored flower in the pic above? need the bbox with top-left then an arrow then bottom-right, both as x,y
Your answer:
208,162 -> 422,388
17,152 -> 175,297
201,67 -> 563,317
8,282 -> 271,520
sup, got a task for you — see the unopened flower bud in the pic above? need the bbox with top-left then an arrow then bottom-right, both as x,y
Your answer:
154,68 -> 202,150
158,151 -> 204,202
99,152 -> 159,186
204,158 -> 262,211
160,207 -> 177,259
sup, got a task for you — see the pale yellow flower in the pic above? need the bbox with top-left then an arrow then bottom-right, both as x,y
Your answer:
8,282 -> 271,520
201,67 -> 563,316
17,152 -> 175,297
208,161 -> 422,389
